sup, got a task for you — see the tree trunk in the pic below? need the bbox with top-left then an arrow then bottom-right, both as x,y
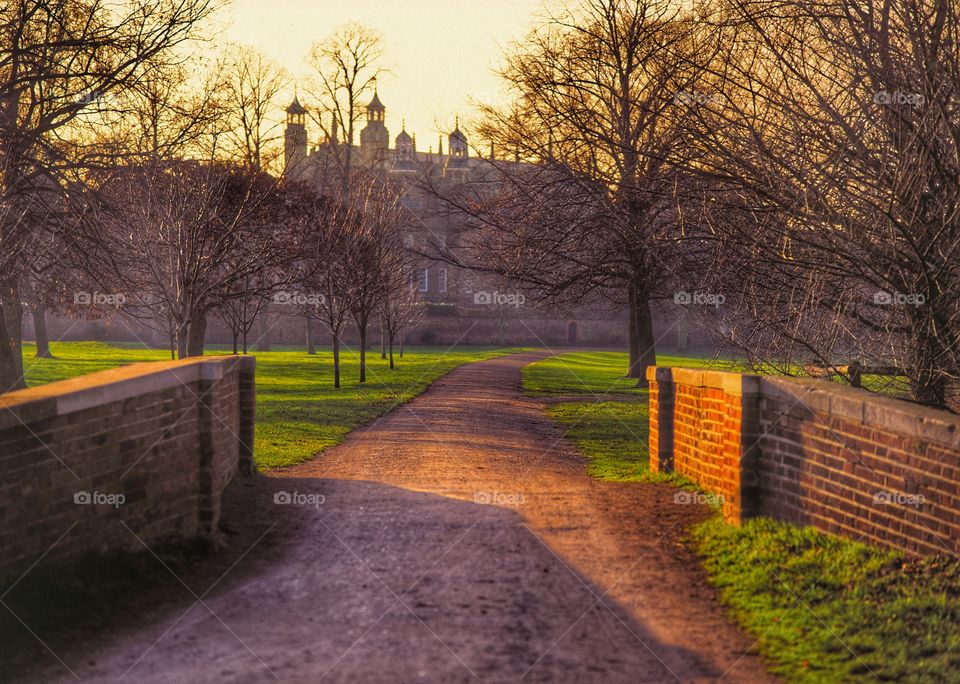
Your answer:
33,304 -> 52,359
388,333 -> 395,369
380,327 -> 386,359
242,330 -> 249,355
306,316 -> 316,354
332,332 -> 341,389
187,311 -> 207,357
909,317 -> 951,409
358,323 -> 367,383
232,329 -> 239,355
400,337 -> 404,358
633,287 -> 657,388
627,283 -> 641,378
255,310 -> 271,351
176,321 -> 189,360
0,286 -> 26,392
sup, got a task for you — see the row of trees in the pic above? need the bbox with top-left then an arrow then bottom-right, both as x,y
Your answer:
432,0 -> 959,411
0,2 -> 423,393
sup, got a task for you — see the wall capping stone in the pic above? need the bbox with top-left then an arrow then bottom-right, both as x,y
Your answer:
0,356 -> 251,431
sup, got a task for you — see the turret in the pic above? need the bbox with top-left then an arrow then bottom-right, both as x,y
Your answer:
444,116 -> 470,178
284,96 -> 308,175
392,121 -> 416,173
359,88 -> 389,165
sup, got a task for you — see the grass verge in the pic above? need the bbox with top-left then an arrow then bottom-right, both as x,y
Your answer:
527,351 -> 714,484
21,341 -> 526,469
545,401 -> 685,484
523,350 -> 735,396
690,516 -> 960,683
528,350 -> 959,683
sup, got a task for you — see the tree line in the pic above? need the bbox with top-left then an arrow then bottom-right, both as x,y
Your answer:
0,1 -> 423,392
4,0 -> 958,411
431,0 -> 960,411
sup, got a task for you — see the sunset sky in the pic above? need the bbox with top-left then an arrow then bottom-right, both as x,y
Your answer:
221,0 -> 549,149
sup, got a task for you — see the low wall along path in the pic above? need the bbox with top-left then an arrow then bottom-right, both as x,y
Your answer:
649,366 -> 960,556
0,356 -> 255,579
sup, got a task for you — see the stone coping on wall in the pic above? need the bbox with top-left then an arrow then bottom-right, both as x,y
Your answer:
647,365 -> 960,451
0,355 -> 254,431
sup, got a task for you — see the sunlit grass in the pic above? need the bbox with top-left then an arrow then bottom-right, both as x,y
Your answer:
691,516 -> 960,683
21,341 -> 527,469
524,351 -> 704,484
522,350 -> 738,396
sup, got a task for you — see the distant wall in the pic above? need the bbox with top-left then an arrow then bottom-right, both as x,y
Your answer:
0,356 -> 255,579
649,366 -> 960,556
24,298 -> 736,352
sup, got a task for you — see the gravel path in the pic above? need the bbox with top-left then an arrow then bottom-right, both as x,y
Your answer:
32,351 -> 775,683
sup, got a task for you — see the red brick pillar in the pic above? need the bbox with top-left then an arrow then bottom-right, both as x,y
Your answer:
719,374 -> 761,524
647,366 -> 675,472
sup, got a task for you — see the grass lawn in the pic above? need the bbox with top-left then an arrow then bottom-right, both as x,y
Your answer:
522,350 -> 737,396
691,517 -> 960,683
544,401 -> 685,484
21,341 -> 526,469
524,351 -> 716,483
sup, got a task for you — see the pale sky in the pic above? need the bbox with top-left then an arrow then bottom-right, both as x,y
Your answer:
221,0 -> 550,149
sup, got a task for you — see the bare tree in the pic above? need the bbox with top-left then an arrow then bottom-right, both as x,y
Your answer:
90,162 -> 278,359
380,270 -> 425,369
425,0 -> 711,382
219,45 -> 287,173
0,0 -> 217,391
345,174 -> 408,381
681,0 -> 960,409
291,187 -> 356,388
307,23 -> 385,194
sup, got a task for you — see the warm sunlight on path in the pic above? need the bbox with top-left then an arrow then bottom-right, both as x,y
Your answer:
37,352 -> 775,683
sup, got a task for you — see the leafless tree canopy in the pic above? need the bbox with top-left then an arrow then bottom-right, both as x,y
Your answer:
673,0 -> 960,408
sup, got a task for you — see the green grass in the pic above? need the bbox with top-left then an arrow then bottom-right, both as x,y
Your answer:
522,350 -> 737,396
525,351 -> 709,484
545,401 -> 685,484
20,341 -> 526,469
691,516 -> 960,683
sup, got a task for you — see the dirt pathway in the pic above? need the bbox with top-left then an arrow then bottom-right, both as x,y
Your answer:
32,352 -> 774,683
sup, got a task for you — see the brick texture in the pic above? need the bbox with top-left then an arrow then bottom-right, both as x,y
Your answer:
648,367 -> 960,556
0,356 -> 255,579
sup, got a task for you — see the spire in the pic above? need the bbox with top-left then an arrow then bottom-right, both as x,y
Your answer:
286,95 -> 307,115
367,83 -> 384,111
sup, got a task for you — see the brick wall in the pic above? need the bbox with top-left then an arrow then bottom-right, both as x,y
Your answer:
0,356 -> 255,579
648,367 -> 960,556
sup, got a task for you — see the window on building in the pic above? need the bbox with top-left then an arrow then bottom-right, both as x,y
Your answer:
462,278 -> 473,295
438,268 -> 448,293
418,268 -> 429,292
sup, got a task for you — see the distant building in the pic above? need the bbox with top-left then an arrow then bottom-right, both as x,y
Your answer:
283,91 -> 494,308
282,92 -> 632,348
